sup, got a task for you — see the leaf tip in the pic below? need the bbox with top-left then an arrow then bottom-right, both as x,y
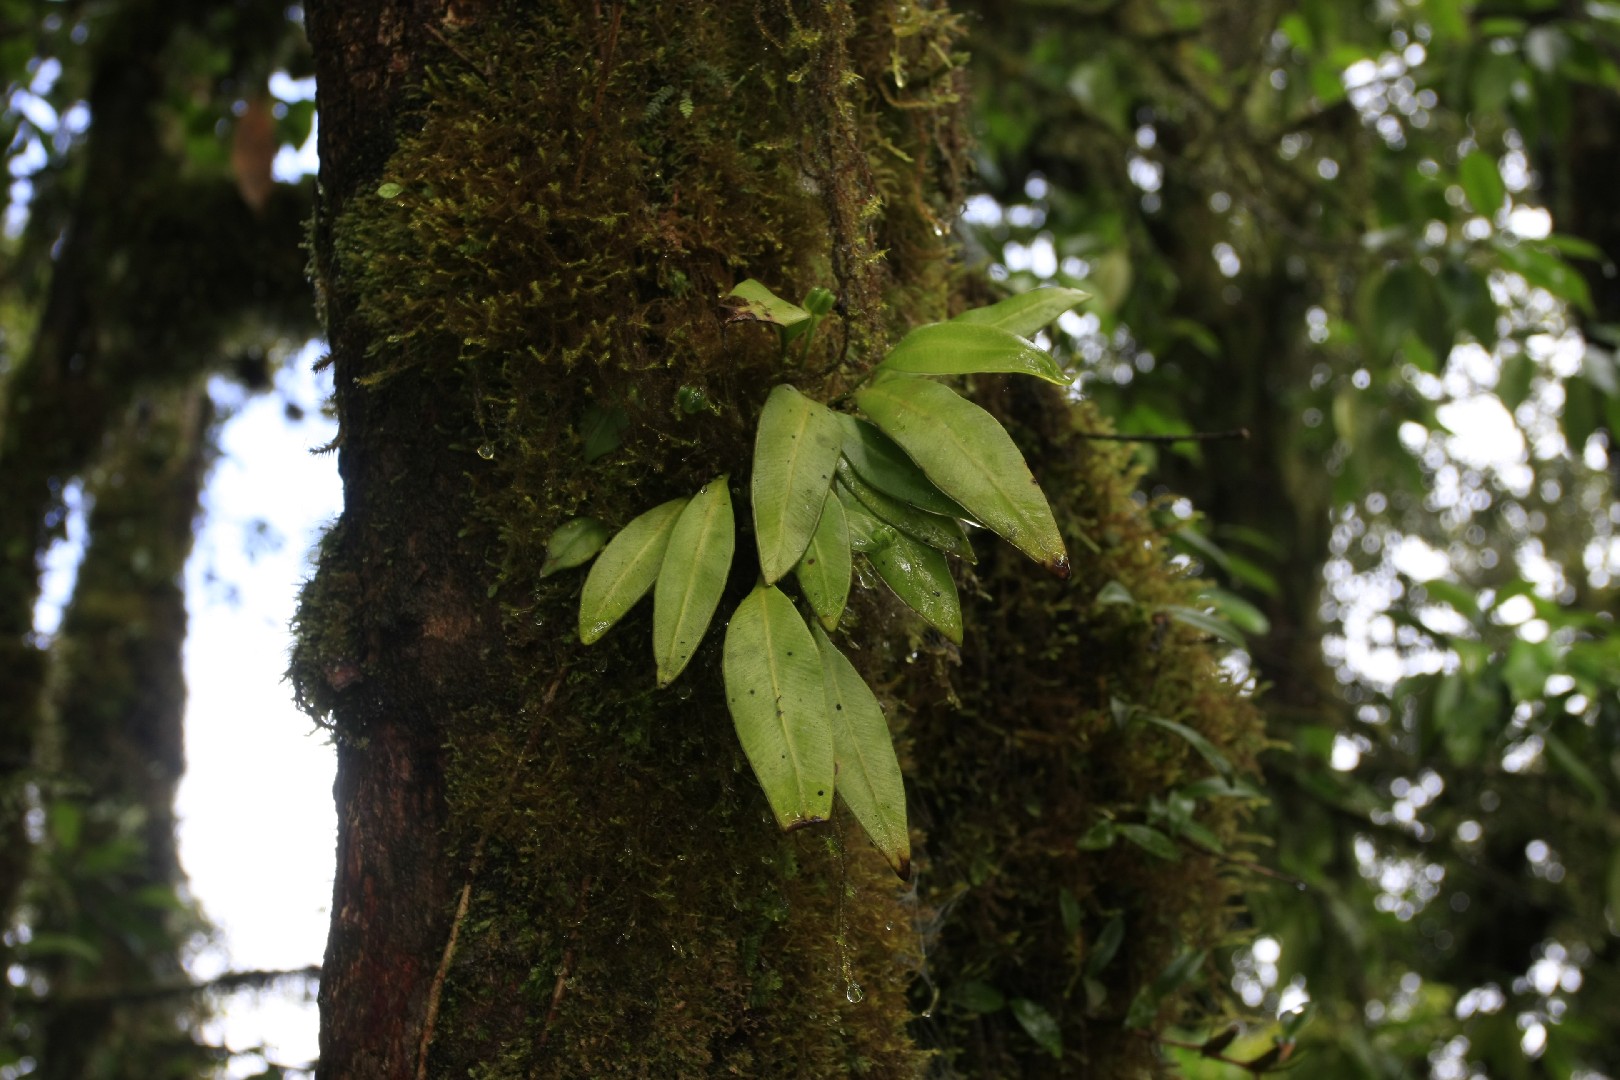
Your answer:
1049,553 -> 1072,580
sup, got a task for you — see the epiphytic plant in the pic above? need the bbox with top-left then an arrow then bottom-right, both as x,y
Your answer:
544,282 -> 1086,877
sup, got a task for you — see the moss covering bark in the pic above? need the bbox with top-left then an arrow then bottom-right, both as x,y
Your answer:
297,1 -> 1263,1075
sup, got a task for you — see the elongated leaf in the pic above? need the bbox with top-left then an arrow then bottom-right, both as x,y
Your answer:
877,321 -> 1071,385
837,460 -> 974,561
578,498 -> 688,644
1118,823 -> 1181,861
723,585 -> 835,829
1086,915 -> 1125,976
1458,151 -> 1505,216
867,531 -> 963,644
953,981 -> 1006,1013
1010,998 -> 1063,1059
795,495 -> 851,630
1140,714 -> 1234,778
753,385 -> 845,584
653,477 -> 735,686
837,414 -> 968,518
540,517 -> 609,578
1162,604 -> 1244,647
1200,588 -> 1270,636
727,278 -> 810,327
836,486 -> 900,554
857,378 -> 1069,577
812,624 -> 909,877
955,286 -> 1089,337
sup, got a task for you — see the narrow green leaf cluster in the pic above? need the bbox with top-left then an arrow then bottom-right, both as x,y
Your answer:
548,284 -> 1086,875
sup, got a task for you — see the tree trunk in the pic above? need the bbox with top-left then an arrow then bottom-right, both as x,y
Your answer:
35,383 -> 214,1080
298,4 -> 964,1075
298,3 -> 1262,1076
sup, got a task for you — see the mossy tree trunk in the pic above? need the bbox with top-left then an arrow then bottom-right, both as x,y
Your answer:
299,2 -> 1262,1076
299,3 -> 962,1076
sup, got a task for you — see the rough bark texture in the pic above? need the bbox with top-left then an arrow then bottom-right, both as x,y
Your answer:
299,5 -> 961,1073
298,2 -> 1261,1076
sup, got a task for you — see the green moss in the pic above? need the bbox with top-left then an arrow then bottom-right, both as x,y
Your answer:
318,3 -> 967,1075
906,388 -> 1266,1076
310,2 -> 1262,1075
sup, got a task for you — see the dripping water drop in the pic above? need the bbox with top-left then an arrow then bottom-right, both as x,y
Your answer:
476,442 -> 495,460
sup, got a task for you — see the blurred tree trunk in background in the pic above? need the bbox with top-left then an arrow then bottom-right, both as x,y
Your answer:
0,0 -> 315,1070
34,383 -> 214,1080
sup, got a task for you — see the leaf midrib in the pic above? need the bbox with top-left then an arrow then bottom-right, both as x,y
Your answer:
868,382 -> 1039,546
759,592 -> 812,813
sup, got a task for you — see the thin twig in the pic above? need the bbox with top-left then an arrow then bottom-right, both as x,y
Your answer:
1076,428 -> 1251,444
572,2 -> 624,191
1181,837 -> 1310,891
424,25 -> 490,84
415,668 -> 569,1080
537,874 -> 594,1049
42,966 -> 321,1009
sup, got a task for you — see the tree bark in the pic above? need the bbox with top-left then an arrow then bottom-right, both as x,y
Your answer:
299,3 -> 965,1075
299,3 -> 1262,1076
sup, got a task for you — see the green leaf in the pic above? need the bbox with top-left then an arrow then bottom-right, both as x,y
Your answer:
836,487 -> 900,553
1544,731 -> 1607,806
856,378 -> 1069,577
47,800 -> 83,851
1010,998 -> 1064,1059
812,625 -> 910,877
953,981 -> 1006,1013
1095,580 -> 1134,606
837,459 -> 975,561
540,517 -> 610,578
795,494 -> 852,630
866,532 -> 963,644
653,478 -> 736,687
580,403 -> 629,462
723,585 -> 835,829
1458,151 -> 1506,216
752,385 -> 844,584
837,414 -> 969,519
954,286 -> 1089,337
1161,604 -> 1244,647
578,499 -> 688,644
1125,948 -> 1206,1029
22,931 -> 102,965
877,321 -> 1071,385
1141,714 -> 1235,778
1183,776 -> 1263,800
1059,889 -> 1082,938
1199,588 -> 1271,636
1086,915 -> 1125,976
1076,819 -> 1117,850
1118,823 -> 1181,861
727,278 -> 811,328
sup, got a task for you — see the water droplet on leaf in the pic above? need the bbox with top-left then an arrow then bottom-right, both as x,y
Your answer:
477,442 -> 495,460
